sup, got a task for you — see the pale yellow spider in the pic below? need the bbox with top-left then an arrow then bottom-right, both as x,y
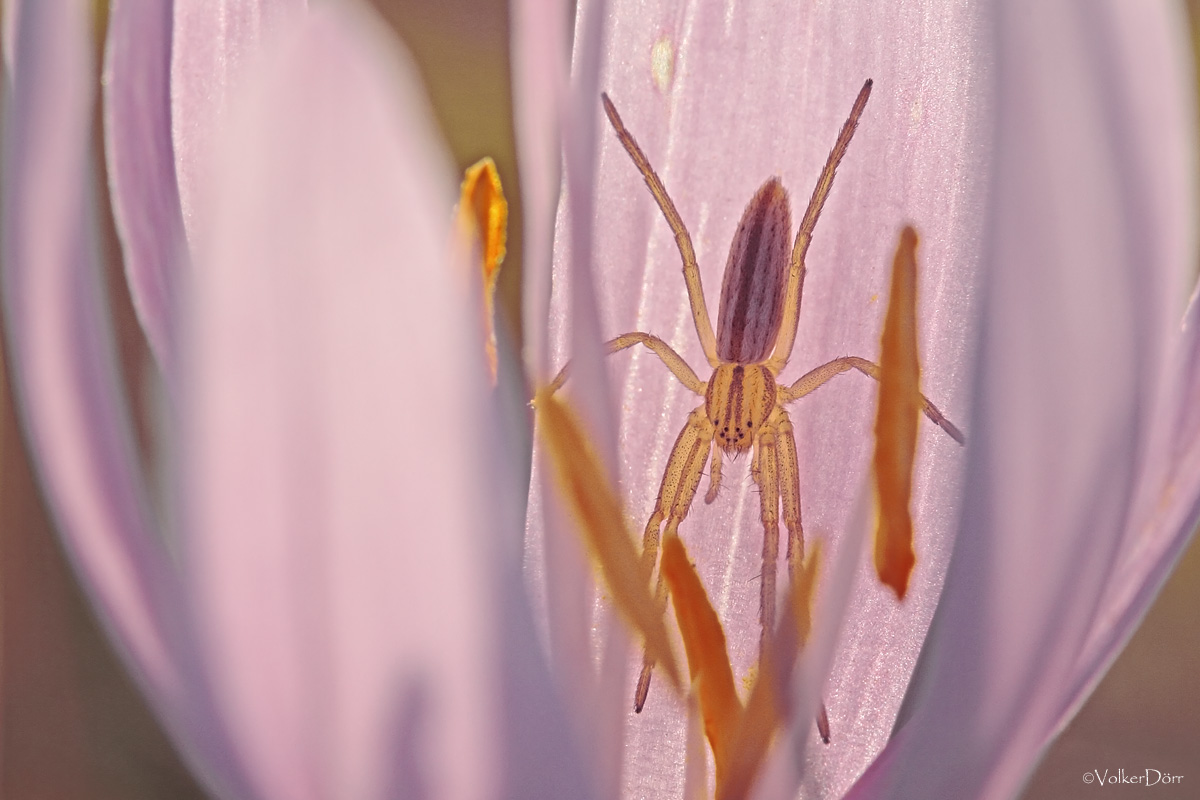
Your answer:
550,79 -> 964,713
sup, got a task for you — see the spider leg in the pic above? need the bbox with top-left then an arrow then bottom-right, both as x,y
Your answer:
601,93 -> 720,369
780,355 -> 964,444
753,421 -> 781,659
772,406 -> 833,743
634,406 -> 714,711
546,331 -> 706,397
774,408 -> 803,585
705,445 -> 723,504
767,80 -> 873,373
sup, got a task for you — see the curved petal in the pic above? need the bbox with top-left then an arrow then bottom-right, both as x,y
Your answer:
512,0 -> 569,380
103,0 -> 189,377
1056,1 -> 1200,732
2,0 -> 20,77
1,0 -> 186,732
854,3 -> 1197,799
524,0 -> 634,791
528,1 -> 989,796
184,6 -> 499,798
170,0 -> 305,252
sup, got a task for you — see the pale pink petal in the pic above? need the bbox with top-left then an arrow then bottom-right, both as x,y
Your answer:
525,0 -> 634,793
512,0 -> 569,380
2,0 -> 20,76
1053,2 -> 1200,733
753,480 -> 875,800
513,0 -> 591,731
529,1 -> 987,797
1,0 -> 186,731
562,0 -> 618,469
3,8 -> 276,796
186,6 -> 497,798
850,3 -> 1197,799
170,0 -> 304,252
103,0 -> 189,376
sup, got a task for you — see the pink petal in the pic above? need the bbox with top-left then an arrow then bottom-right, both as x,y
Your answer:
2,0 -> 19,76
524,0 -> 634,792
1055,3 -> 1200,731
511,0 -> 569,380
852,3 -> 1197,798
529,1 -> 986,796
184,7 -> 502,798
170,0 -> 304,253
103,0 -> 190,376
754,481 -> 876,799
1,0 -> 186,732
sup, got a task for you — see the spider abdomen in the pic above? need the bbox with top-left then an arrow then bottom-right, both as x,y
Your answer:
706,364 -> 777,453
715,178 -> 792,363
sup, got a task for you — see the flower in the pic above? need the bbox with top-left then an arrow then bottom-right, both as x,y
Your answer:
522,0 -> 1200,798
5,0 -> 1198,798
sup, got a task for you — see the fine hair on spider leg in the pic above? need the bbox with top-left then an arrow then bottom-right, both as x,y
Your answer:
546,79 -> 964,745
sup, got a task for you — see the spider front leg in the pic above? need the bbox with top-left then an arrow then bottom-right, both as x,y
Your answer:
634,406 -> 715,711
546,331 -> 706,397
782,355 -> 965,444
602,93 -> 721,368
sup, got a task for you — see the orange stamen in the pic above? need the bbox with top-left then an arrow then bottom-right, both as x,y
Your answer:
660,533 -> 742,784
457,157 -> 507,384
535,389 -> 681,691
873,225 -> 921,600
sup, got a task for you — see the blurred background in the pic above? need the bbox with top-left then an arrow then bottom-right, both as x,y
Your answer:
0,0 -> 1196,797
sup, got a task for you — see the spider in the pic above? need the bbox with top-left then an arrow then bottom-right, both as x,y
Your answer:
549,79 -> 964,713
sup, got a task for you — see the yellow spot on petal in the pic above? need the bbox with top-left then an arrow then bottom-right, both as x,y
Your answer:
741,665 -> 757,695
874,226 -> 921,600
661,533 -> 741,784
535,389 -> 682,692
456,158 -> 507,384
651,35 -> 675,93
791,540 -> 821,647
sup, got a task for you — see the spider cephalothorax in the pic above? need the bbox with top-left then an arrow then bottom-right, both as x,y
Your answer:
705,364 -> 776,453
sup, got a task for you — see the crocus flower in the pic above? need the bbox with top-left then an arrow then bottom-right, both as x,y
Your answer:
523,1 -> 1199,799
4,1 -> 588,797
5,0 -> 1198,799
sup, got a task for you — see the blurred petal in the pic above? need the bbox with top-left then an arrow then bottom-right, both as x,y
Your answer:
512,0 -> 569,380
1055,1 -> 1200,729
170,0 -> 304,250
530,2 -> 987,796
103,0 -> 189,376
854,2 -> 1198,798
719,541 -> 822,800
764,480 -> 874,799
185,6 -> 497,798
3,0 -> 21,78
562,0 -> 617,467
2,0 -> 186,726
523,2 -> 635,796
